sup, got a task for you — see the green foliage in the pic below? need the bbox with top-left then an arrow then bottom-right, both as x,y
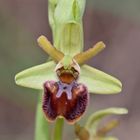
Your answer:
85,108 -> 128,131
75,108 -> 128,140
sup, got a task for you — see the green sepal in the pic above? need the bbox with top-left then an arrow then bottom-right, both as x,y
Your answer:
55,22 -> 83,56
79,65 -> 122,94
15,61 -> 57,90
85,107 -> 128,131
49,0 -> 86,56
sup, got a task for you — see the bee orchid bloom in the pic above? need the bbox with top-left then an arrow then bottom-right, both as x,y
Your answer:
15,36 -> 122,123
42,56 -> 88,123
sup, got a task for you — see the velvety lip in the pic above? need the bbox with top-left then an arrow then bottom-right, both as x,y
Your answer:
42,81 -> 88,123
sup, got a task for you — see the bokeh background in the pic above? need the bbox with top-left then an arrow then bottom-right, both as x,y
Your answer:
0,0 -> 140,140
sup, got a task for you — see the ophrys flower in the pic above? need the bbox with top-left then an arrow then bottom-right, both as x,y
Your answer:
15,36 -> 122,123
42,55 -> 88,123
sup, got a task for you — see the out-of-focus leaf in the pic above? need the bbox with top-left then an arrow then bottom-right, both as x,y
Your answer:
75,123 -> 90,140
15,61 -> 57,90
79,65 -> 122,94
96,120 -> 119,137
85,108 -> 128,131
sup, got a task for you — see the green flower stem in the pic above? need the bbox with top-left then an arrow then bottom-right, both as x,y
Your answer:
35,93 -> 49,140
52,118 -> 64,140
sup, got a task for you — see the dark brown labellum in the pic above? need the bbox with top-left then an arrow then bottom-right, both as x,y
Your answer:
42,81 -> 88,124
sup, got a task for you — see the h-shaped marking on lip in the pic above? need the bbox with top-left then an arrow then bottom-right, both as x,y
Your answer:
56,81 -> 75,100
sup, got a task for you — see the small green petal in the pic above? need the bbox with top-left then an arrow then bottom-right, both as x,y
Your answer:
15,61 -> 57,90
85,107 -> 128,130
74,41 -> 105,65
79,65 -> 122,94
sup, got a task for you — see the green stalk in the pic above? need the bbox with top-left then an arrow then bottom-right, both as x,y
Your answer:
49,1 -> 85,138
35,93 -> 49,140
52,118 -> 64,140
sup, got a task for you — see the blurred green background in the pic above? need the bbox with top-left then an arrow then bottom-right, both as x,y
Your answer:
0,0 -> 140,140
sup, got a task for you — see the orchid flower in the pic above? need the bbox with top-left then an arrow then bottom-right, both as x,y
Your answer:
15,36 -> 122,123
14,1 -> 127,140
